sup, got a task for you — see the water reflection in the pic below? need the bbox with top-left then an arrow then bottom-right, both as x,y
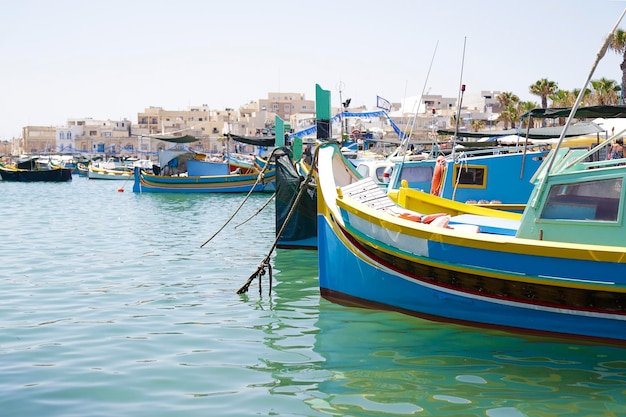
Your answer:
267,250 -> 626,417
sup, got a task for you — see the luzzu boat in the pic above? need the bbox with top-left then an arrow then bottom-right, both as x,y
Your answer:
314,11 -> 626,343
132,157 -> 276,193
316,114 -> 626,343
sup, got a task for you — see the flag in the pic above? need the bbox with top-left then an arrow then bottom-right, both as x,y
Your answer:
376,95 -> 391,112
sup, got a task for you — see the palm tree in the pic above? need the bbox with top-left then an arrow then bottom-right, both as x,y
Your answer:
517,101 -> 538,128
449,115 -> 463,127
495,92 -> 520,129
609,28 -> 626,104
496,91 -> 519,109
548,89 -> 575,108
571,88 -> 593,106
529,78 -> 558,108
471,119 -> 485,132
590,77 -> 621,105
497,105 -> 518,130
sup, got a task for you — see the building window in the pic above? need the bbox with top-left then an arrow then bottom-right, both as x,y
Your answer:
59,132 -> 65,139
67,132 -> 71,140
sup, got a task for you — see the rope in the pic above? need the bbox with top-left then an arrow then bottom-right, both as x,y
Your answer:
234,192 -> 275,229
451,151 -> 467,201
237,147 -> 319,295
236,257 -> 273,295
199,148 -> 278,249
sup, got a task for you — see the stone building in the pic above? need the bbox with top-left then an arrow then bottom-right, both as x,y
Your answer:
258,92 -> 315,127
21,126 -> 57,154
15,88 -> 507,155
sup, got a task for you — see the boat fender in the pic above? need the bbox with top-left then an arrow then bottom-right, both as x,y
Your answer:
430,156 -> 445,196
398,212 -> 422,222
422,213 -> 447,224
429,215 -> 451,228
385,206 -> 422,222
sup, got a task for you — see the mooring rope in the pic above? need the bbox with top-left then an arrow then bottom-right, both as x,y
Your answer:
237,147 -> 319,295
234,192 -> 275,229
199,148 -> 279,249
451,151 -> 468,201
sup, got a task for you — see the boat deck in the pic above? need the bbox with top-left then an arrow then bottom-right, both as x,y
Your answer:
341,176 -> 520,236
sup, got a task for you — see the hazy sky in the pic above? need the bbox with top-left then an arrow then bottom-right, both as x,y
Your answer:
0,0 -> 625,139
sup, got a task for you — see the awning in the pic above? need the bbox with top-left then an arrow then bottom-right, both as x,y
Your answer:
227,133 -> 275,147
521,105 -> 626,119
438,121 -> 604,139
149,134 -> 198,143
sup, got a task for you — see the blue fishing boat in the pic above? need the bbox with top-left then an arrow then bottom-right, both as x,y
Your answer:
316,111 -> 626,343
315,8 -> 626,343
132,160 -> 276,193
132,158 -> 276,193
385,121 -> 604,208
131,140 -> 277,194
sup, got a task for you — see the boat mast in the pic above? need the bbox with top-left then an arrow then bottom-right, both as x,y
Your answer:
452,37 -> 467,161
391,40 -> 438,166
528,8 -> 626,210
545,8 -> 626,174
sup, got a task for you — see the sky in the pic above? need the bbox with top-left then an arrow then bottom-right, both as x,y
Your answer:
0,0 -> 625,139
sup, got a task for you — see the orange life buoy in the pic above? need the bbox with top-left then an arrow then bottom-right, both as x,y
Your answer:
430,156 -> 445,196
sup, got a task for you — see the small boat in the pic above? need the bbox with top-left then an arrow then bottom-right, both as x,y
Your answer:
77,163 -> 89,177
133,147 -> 276,193
87,158 -> 133,180
133,166 -> 276,193
88,165 -> 133,180
0,157 -> 72,182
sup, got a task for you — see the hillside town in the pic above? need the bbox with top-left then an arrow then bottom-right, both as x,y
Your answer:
0,89 -> 512,158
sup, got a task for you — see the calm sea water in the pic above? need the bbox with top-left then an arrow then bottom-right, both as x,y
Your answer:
1,176 -> 626,417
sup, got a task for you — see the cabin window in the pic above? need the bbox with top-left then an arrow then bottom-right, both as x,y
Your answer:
540,178 -> 622,221
399,166 -> 432,183
452,165 -> 486,188
374,167 -> 389,182
356,165 -> 370,178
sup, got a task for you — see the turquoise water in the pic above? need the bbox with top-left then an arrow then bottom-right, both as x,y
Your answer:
1,177 -> 625,417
